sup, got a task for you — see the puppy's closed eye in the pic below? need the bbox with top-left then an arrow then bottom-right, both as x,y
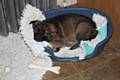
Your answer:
29,20 -> 42,25
90,29 -> 98,40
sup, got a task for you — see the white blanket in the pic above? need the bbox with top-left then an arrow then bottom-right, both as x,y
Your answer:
0,4 -> 60,80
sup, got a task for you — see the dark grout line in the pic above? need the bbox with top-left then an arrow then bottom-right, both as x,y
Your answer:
108,40 -> 120,53
63,73 -> 81,80
71,62 -> 86,80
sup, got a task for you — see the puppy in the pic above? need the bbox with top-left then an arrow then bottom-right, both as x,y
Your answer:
30,14 -> 98,52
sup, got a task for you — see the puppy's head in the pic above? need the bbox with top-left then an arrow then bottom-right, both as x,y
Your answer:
30,20 -> 50,42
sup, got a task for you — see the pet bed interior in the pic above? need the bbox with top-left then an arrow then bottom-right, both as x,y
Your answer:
42,8 -> 113,61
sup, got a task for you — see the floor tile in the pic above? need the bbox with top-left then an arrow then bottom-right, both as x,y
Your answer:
108,57 -> 120,72
82,57 -> 120,80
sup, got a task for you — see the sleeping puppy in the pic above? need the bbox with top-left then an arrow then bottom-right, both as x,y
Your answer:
30,14 -> 98,52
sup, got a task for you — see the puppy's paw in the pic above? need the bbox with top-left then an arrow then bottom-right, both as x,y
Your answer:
70,43 -> 80,50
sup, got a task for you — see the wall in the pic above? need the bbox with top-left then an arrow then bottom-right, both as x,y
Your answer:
0,0 -> 77,36
0,0 -> 58,36
76,0 -> 120,43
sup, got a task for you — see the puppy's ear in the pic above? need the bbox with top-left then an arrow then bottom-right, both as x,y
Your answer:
29,20 -> 42,25
29,20 -> 37,24
90,30 -> 98,40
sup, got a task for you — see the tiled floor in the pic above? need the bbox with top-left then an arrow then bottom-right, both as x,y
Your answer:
43,41 -> 120,80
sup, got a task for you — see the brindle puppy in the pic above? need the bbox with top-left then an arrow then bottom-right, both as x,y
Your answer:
30,14 -> 98,52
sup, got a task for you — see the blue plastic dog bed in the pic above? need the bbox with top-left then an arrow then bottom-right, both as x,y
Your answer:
42,8 -> 113,62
